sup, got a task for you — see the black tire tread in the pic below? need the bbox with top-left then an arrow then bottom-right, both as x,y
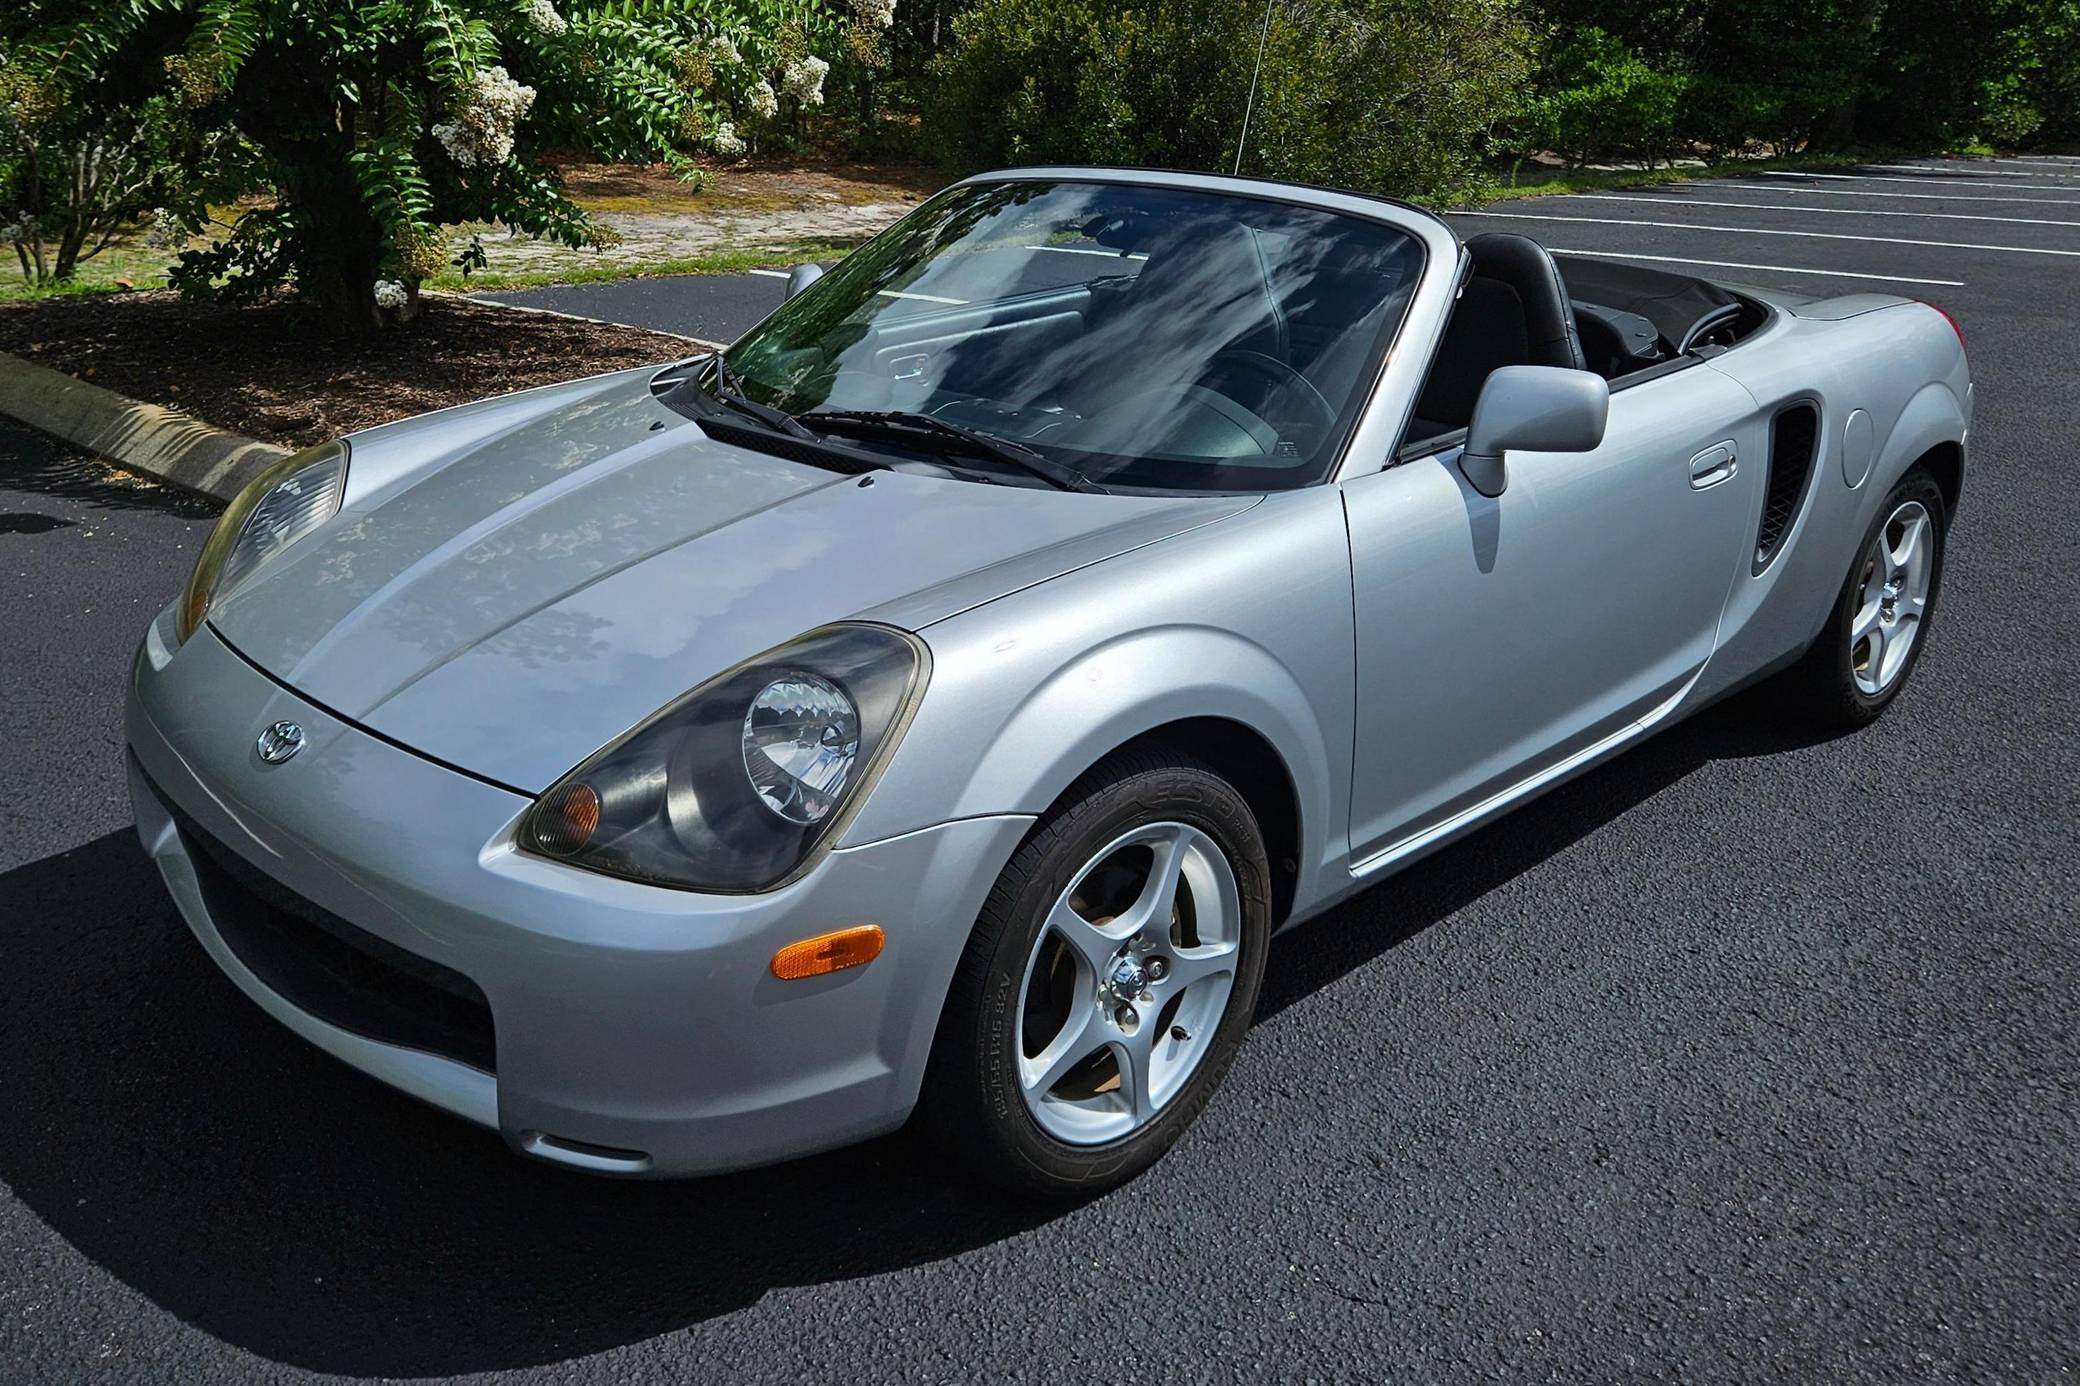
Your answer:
1773,469 -> 1948,731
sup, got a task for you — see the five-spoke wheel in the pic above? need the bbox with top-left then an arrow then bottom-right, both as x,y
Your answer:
1850,499 -> 1935,696
923,747 -> 1271,1196
1016,822 -> 1242,1144
1776,468 -> 1948,728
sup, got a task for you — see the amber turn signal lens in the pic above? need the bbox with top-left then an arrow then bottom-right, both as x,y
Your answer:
771,925 -> 885,981
534,782 -> 601,856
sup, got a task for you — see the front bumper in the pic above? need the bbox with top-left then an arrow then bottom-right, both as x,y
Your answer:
126,612 -> 1031,1176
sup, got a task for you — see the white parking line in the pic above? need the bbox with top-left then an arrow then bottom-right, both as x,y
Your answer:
1715,181 -> 2080,207
1556,191 -> 2080,229
1862,162 -> 2080,179
876,288 -> 969,304
1762,170 -> 2080,193
1546,247 -> 1962,287
1459,209 -> 2080,258
1023,243 -> 1149,260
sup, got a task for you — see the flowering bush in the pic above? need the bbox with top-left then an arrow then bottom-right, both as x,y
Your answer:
11,1 -> 845,326
431,66 -> 538,169
783,55 -> 830,107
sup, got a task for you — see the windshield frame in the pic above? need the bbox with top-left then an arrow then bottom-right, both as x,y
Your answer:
711,173 -> 1440,497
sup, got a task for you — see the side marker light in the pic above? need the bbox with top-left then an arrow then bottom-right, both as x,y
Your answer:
771,925 -> 885,981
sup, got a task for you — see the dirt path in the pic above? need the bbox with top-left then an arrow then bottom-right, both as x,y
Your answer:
467,159 -> 940,275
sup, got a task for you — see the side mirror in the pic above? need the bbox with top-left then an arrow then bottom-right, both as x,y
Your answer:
785,262 -> 825,299
1457,365 -> 1610,498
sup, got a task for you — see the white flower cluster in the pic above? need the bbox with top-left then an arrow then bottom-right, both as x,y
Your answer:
525,0 -> 567,36
431,65 -> 537,168
707,36 -> 742,66
781,55 -> 828,107
747,79 -> 779,119
373,279 -> 409,310
859,0 -> 897,28
142,208 -> 184,250
712,121 -> 746,158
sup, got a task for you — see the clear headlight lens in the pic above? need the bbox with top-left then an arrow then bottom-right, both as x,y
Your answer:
177,439 -> 348,642
742,674 -> 861,824
523,625 -> 928,892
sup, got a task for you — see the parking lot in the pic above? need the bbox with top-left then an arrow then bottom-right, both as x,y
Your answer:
4,157 -> 2076,1381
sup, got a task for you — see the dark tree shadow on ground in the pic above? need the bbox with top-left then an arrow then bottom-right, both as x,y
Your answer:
0,420 -> 222,517
0,689 -> 1837,1376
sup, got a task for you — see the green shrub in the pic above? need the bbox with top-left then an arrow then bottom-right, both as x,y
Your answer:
926,0 -> 1536,206
1515,27 -> 1685,169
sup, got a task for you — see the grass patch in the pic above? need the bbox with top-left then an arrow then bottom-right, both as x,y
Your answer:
1480,146 -> 2008,203
0,242 -> 178,302
1483,152 -> 1879,203
430,237 -> 866,292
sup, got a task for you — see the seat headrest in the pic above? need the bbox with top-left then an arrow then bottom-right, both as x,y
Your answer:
1464,233 -> 1586,372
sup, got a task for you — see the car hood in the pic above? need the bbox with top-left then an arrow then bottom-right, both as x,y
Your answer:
209,372 -> 1254,792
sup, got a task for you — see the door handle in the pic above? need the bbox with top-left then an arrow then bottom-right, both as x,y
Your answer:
1689,442 -> 1737,489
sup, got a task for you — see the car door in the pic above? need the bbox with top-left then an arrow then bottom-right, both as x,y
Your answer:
1341,362 -> 1761,867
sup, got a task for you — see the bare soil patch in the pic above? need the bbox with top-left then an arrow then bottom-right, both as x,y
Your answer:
558,156 -> 940,215
0,292 -> 696,450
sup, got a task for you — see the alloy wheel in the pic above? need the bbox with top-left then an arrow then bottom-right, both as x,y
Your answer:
1014,822 -> 1242,1145
1851,499 -> 1935,696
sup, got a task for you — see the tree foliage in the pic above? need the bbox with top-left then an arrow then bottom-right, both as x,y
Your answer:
0,1 -> 850,323
1,4 -> 213,285
925,0 -> 1537,205
1518,0 -> 2079,166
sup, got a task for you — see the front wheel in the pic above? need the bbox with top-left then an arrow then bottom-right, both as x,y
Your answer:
922,747 -> 1272,1197
1775,470 -> 1948,729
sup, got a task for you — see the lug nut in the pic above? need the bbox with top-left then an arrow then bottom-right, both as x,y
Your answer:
1146,957 -> 1169,981
1115,1004 -> 1139,1031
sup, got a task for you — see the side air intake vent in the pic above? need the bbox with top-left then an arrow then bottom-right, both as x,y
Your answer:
1755,402 -> 1818,571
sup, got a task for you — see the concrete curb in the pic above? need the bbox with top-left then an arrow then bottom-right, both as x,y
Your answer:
0,351 -> 287,502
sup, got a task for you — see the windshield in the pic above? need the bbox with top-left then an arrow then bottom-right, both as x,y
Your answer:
719,180 -> 1425,493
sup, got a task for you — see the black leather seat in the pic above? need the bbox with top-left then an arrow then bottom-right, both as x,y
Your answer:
1410,233 -> 1586,439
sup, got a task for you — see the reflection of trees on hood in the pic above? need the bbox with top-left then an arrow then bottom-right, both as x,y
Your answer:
230,383 -> 812,708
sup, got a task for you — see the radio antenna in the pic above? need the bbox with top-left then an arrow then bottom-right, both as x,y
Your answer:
1233,0 -> 1274,176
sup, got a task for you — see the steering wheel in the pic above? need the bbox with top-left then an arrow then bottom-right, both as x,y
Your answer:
1204,350 -> 1337,437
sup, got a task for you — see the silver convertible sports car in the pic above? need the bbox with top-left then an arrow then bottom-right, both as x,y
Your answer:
128,168 -> 1968,1194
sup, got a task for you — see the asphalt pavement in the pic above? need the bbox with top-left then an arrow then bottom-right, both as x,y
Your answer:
4,156 -> 2078,1382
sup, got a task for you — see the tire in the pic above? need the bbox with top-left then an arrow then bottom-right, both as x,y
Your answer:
921,744 -> 1272,1198
1774,469 -> 1948,730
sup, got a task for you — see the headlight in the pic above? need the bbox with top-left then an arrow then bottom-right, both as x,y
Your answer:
177,440 -> 348,641
523,625 -> 928,892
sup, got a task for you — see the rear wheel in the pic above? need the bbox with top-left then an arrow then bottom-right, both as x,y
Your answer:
922,747 -> 1271,1197
1776,470 -> 1947,729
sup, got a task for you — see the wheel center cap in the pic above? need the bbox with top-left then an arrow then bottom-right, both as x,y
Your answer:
1107,957 -> 1148,1001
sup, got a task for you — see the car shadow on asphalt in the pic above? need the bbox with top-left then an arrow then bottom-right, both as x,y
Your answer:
0,691 -> 1838,1376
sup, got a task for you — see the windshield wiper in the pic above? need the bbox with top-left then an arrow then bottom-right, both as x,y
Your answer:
691,355 -> 818,440
802,410 -> 1108,494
